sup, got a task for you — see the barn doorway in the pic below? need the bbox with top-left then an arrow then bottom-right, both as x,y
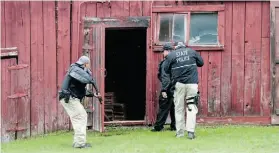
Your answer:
104,28 -> 147,122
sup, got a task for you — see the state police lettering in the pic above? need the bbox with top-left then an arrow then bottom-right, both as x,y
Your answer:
176,50 -> 189,63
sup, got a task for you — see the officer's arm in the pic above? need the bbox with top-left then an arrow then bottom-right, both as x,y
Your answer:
161,62 -> 171,92
61,74 -> 71,91
83,68 -> 100,93
161,56 -> 172,91
157,62 -> 163,82
194,50 -> 204,67
90,78 -> 100,93
59,73 -> 72,102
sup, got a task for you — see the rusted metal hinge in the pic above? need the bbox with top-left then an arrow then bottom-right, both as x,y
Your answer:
6,127 -> 27,132
8,93 -> 28,99
8,64 -> 29,70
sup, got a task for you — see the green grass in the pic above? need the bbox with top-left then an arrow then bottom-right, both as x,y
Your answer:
1,125 -> 279,153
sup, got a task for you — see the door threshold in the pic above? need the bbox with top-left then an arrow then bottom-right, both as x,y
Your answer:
104,120 -> 146,126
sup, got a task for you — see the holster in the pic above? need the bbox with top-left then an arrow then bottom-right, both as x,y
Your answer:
186,91 -> 200,111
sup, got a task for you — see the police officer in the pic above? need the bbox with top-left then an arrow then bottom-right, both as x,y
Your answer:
58,56 -> 101,148
163,42 -> 204,139
151,43 -> 176,132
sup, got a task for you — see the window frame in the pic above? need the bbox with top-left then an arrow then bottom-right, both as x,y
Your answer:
157,13 -> 188,43
152,4 -> 225,51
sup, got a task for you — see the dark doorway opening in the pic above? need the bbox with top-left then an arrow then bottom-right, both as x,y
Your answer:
105,28 -> 146,121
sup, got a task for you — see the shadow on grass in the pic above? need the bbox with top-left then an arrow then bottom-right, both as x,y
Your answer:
91,126 -> 151,137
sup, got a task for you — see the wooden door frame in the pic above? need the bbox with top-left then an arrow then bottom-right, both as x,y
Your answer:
83,16 -> 151,126
270,1 -> 279,124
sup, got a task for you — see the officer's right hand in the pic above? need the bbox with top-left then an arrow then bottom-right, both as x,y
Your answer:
162,92 -> 167,98
94,92 -> 101,98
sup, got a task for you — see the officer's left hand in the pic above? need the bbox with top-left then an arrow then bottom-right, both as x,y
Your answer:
162,92 -> 167,98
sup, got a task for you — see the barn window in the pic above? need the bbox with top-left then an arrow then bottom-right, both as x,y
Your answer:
158,14 -> 187,42
156,12 -> 222,47
189,12 -> 218,45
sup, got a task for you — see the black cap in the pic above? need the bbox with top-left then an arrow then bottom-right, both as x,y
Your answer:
162,43 -> 173,51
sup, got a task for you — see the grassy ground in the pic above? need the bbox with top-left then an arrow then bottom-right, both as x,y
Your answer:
1,125 -> 279,153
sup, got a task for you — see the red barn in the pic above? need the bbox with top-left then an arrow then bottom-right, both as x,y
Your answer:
1,1 -> 279,142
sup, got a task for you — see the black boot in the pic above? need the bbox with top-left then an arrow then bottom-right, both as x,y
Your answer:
170,126 -> 176,131
187,132 -> 195,140
151,126 -> 163,132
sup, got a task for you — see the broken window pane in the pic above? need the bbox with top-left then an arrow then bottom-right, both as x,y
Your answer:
189,13 -> 218,45
159,14 -> 173,42
173,14 -> 186,42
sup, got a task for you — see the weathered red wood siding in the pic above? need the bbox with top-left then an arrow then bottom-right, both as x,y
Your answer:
151,1 -> 271,123
0,1 -> 272,141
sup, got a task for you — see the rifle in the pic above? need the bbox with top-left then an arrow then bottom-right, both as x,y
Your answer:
86,90 -> 102,104
86,89 -> 112,121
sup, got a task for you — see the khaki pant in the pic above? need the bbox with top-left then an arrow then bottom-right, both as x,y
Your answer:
60,97 -> 87,147
173,82 -> 198,136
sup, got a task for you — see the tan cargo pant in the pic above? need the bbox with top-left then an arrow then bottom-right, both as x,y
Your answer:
173,82 -> 198,136
60,97 -> 87,147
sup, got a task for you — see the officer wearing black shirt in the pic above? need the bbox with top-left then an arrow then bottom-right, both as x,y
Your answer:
151,43 -> 176,132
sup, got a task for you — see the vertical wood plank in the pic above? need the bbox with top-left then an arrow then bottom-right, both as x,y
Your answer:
261,2 -> 270,38
197,51 -> 202,117
3,1 -> 17,142
231,2 -> 245,116
78,4 -> 86,58
143,0 -> 153,124
110,1 -> 124,17
244,2 -> 262,116
0,1 -> 5,141
1,2 -> 5,47
221,2 -> 232,116
14,1 -> 31,139
85,2 -> 97,17
273,4 -> 279,115
10,60 -> 18,139
95,1 -> 110,129
71,1 -> 81,63
43,1 -> 57,133
90,26 -> 104,132
260,2 -> 271,116
129,1 -> 142,16
57,1 -> 71,130
200,52 -> 208,117
261,38 -> 271,116
85,1 -> 97,130
1,59 -> 17,142
123,1 -> 130,16
197,52 -> 202,100
69,1 -> 82,131
96,2 -> 111,18
149,12 -> 156,124
207,51 -> 221,117
1,60 -> 8,142
30,1 -> 44,136
5,2 -> 16,49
